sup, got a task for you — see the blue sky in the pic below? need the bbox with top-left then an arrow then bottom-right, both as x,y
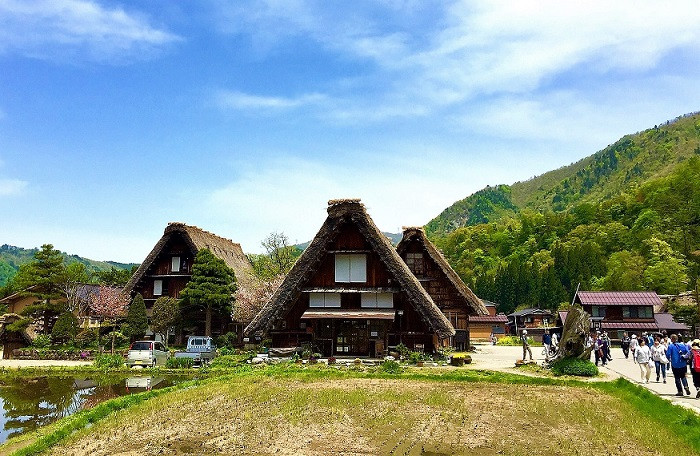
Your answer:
1,1 -> 700,263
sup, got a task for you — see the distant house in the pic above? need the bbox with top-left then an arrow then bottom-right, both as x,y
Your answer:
0,283 -> 114,357
123,222 -> 254,338
574,291 -> 661,339
245,199 -> 455,357
469,300 -> 508,342
396,227 -> 487,350
508,308 -> 555,331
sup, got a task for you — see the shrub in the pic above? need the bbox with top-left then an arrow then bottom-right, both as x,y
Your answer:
165,357 -> 194,369
106,331 -> 129,349
395,343 -> 411,358
215,332 -> 238,349
125,293 -> 148,340
210,353 -> 253,369
408,351 -> 425,364
496,336 -> 535,346
75,329 -> 98,348
52,312 -> 78,344
93,353 -> 124,369
32,334 -> 52,348
379,359 -> 402,374
550,357 -> 599,377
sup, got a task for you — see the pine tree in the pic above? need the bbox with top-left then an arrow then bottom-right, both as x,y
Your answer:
14,244 -> 67,333
51,311 -> 78,344
126,293 -> 148,341
179,249 -> 237,336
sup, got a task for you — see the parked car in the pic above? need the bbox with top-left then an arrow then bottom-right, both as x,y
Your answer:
174,336 -> 217,366
126,341 -> 169,368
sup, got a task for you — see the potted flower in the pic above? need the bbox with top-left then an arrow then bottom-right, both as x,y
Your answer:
328,356 -> 336,365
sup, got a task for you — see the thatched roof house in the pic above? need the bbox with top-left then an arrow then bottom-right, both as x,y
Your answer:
245,199 -> 454,356
124,222 -> 254,337
397,227 -> 487,349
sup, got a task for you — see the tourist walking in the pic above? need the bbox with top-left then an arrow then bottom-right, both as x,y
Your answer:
551,332 -> 559,354
621,332 -> 631,359
690,339 -> 700,398
650,338 -> 667,383
521,330 -> 533,361
594,333 -> 603,366
542,330 -> 552,360
635,338 -> 652,383
629,334 -> 638,361
666,334 -> 691,397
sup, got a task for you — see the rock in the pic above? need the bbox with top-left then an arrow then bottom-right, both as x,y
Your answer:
251,357 -> 264,364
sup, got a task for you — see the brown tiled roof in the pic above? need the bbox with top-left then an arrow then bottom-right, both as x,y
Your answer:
654,312 -> 690,331
601,322 -> 658,330
576,291 -> 662,306
469,314 -> 508,323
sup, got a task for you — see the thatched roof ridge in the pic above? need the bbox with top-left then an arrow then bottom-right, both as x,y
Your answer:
123,222 -> 254,295
397,227 -> 487,316
245,200 -> 455,338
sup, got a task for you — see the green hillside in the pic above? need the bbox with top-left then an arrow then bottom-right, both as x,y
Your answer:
428,112 -> 700,238
425,112 -> 700,315
0,244 -> 138,288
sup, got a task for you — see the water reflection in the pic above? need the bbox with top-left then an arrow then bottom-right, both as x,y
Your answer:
0,375 -> 181,444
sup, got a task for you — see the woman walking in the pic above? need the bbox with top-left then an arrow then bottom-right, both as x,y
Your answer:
635,338 -> 652,383
689,339 -> 700,398
651,338 -> 667,383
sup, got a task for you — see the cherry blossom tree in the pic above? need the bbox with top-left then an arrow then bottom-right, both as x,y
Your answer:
89,286 -> 129,353
233,275 -> 284,325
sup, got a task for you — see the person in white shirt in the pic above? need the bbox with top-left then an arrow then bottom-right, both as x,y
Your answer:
650,338 -> 667,383
635,338 -> 652,383
629,334 -> 638,362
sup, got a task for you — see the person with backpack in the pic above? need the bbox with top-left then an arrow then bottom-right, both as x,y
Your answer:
690,339 -> 700,398
666,334 -> 691,397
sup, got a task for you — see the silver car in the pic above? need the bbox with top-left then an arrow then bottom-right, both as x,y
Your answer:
126,341 -> 169,368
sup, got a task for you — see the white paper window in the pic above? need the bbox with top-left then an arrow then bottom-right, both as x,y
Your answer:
335,254 -> 367,283
172,256 -> 181,272
361,292 -> 393,308
153,280 -> 163,296
309,292 -> 341,308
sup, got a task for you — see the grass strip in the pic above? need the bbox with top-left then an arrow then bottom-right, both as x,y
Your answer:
594,377 -> 700,452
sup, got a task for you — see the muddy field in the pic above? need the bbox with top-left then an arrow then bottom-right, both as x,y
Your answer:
48,377 -> 689,455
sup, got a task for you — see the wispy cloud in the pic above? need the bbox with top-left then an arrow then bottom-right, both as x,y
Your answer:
215,90 -> 327,111
0,178 -> 28,196
212,1 -> 700,121
0,0 -> 181,63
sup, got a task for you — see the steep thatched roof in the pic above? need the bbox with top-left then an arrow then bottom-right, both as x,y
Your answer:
123,222 -> 254,295
245,199 -> 455,338
397,227 -> 487,316
0,313 -> 39,342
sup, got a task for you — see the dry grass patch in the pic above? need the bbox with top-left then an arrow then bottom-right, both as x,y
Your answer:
48,377 -> 692,456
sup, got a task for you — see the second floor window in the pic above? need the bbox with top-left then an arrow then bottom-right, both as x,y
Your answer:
154,280 -> 163,296
172,256 -> 181,272
335,254 -> 367,283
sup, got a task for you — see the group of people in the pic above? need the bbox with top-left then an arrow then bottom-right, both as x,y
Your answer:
520,329 -> 558,362
616,331 -> 700,398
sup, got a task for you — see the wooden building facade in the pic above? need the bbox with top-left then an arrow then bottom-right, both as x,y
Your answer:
123,222 -> 254,338
574,291 -> 661,339
396,227 -> 487,350
245,199 -> 454,357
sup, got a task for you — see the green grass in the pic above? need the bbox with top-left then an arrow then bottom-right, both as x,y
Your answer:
4,364 -> 700,455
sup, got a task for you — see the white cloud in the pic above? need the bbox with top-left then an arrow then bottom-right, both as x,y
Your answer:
0,178 -> 28,196
212,1 -> 700,121
0,0 -> 181,63
215,90 -> 327,111
203,151 -> 516,252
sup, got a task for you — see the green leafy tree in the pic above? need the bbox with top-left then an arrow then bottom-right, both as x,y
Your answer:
95,266 -> 135,287
179,249 -> 237,336
643,238 -> 688,294
51,311 -> 78,344
126,293 -> 148,341
151,296 -> 178,346
249,232 -> 301,280
600,251 -> 646,291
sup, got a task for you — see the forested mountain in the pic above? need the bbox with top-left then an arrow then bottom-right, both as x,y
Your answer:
427,112 -> 700,315
0,244 -> 137,287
